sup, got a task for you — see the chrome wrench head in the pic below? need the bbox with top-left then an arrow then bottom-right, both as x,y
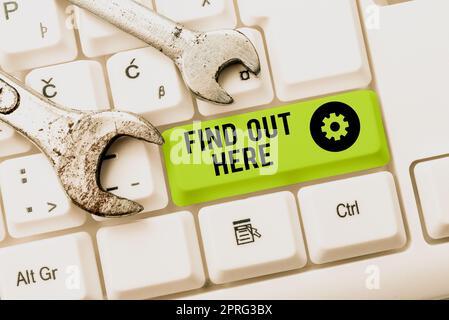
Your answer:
68,0 -> 261,105
0,75 -> 164,218
56,111 -> 164,218
178,29 -> 261,105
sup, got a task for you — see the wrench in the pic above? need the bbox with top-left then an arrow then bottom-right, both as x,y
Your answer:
0,71 -> 163,218
69,0 -> 261,105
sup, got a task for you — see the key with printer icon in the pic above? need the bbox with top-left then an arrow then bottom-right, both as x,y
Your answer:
233,218 -> 261,246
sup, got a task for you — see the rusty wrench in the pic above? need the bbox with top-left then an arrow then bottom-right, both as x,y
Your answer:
69,0 -> 261,104
0,71 -> 163,218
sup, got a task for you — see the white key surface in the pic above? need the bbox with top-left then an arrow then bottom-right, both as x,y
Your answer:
0,154 -> 86,238
97,211 -> 205,299
0,0 -> 77,72
298,172 -> 406,264
98,137 -> 168,218
238,0 -> 371,102
199,192 -> 307,284
359,0 -> 449,160
75,0 -> 151,57
107,47 -> 194,126
0,123 -> 32,158
155,0 -> 236,31
26,60 -> 110,110
0,232 -> 102,300
415,157 -> 449,240
197,28 -> 274,116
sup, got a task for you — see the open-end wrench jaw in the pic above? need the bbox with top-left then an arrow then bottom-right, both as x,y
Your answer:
56,111 -> 164,217
179,29 -> 261,105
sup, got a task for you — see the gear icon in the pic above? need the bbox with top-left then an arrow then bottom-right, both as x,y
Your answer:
321,113 -> 349,141
310,102 -> 360,152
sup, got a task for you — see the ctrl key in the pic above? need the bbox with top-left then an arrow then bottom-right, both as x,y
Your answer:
0,233 -> 102,300
298,172 -> 407,264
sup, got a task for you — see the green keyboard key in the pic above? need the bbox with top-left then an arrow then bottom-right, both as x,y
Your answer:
162,90 -> 390,206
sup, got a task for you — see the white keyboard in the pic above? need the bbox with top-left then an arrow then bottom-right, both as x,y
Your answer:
0,0 -> 447,300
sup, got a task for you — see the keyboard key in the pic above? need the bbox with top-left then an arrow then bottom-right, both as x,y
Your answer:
298,172 -> 406,264
163,90 -> 390,206
107,47 -> 194,126
0,232 -> 102,299
97,211 -> 205,299
99,137 -> 168,217
199,191 -> 307,284
155,0 -> 236,30
0,0 -> 77,72
75,0 -> 151,57
358,0 -> 449,167
0,123 -> 32,158
197,28 -> 274,116
0,154 -> 86,238
26,60 -> 110,110
238,0 -> 371,102
414,157 -> 449,240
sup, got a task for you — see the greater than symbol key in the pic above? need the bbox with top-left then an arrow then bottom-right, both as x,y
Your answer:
47,202 -> 57,213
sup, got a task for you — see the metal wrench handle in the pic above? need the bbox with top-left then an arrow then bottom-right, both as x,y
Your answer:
0,70 -> 164,217
69,0 -> 195,62
0,71 -> 83,167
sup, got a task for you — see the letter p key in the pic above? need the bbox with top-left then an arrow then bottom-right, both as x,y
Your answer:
3,1 -> 18,20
